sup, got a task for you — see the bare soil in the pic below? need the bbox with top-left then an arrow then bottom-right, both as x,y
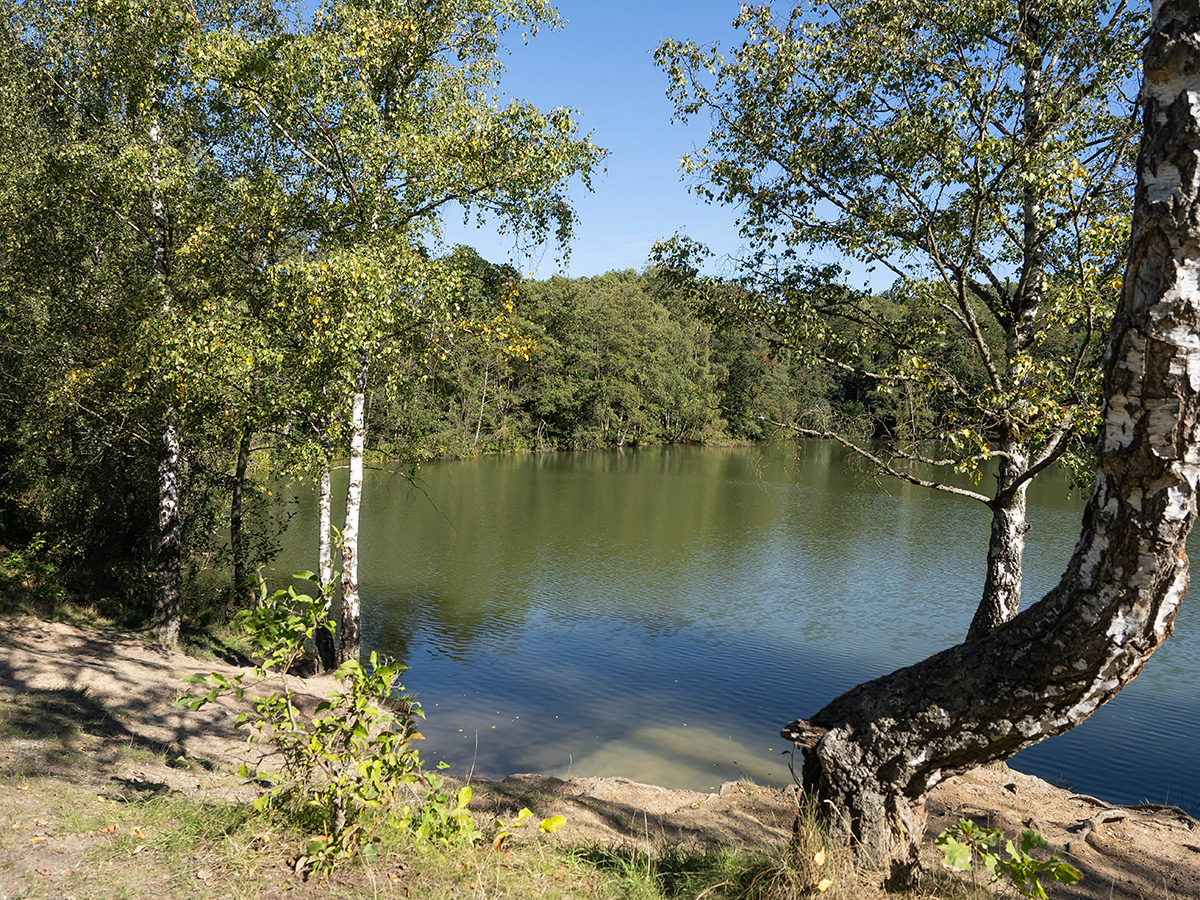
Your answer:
1,615 -> 1198,899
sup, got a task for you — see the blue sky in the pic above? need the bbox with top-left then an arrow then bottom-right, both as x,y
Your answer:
436,1 -> 751,278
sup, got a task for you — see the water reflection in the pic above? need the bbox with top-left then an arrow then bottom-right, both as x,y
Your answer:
274,443 -> 1200,810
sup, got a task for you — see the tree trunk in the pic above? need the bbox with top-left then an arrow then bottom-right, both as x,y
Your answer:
474,364 -> 489,449
337,351 -> 368,665
230,424 -> 254,608
1015,0 -> 1046,354
968,439 -> 1030,639
967,1 -> 1046,639
148,116 -> 181,647
785,3 -> 1200,885
314,450 -> 337,672
152,414 -> 182,648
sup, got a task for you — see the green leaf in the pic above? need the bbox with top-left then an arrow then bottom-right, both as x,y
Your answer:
937,835 -> 973,871
1049,860 -> 1082,884
1019,829 -> 1048,854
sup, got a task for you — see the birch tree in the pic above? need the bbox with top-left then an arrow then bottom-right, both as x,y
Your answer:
778,0 -> 1200,884
195,0 -> 603,663
2,0 -> 302,639
5,0 -> 200,641
657,0 -> 1144,636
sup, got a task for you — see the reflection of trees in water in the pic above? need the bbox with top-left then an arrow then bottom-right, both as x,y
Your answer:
267,446 -> 1200,812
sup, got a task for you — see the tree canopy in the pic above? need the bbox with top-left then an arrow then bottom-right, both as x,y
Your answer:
656,0 -> 1145,635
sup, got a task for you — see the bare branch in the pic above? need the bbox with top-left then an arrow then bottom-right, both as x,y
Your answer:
757,417 -> 991,504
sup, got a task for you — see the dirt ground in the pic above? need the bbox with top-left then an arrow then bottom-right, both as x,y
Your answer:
1,615 -> 1198,899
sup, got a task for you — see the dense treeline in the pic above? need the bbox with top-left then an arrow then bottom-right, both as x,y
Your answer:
2,227 -> 1103,624
377,256 -> 730,456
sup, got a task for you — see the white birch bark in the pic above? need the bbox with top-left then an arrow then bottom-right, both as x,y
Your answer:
314,451 -> 337,671
969,443 -> 1031,639
153,415 -> 182,648
970,0 -> 1047,637
230,425 -> 253,608
337,351 -> 368,664
148,118 -> 183,647
318,459 -> 334,593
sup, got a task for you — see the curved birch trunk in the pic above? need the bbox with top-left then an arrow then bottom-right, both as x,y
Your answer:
784,2 -> 1200,884
337,351 -> 368,665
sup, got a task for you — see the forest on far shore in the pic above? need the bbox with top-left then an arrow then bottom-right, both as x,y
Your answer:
1,236 -> 1096,628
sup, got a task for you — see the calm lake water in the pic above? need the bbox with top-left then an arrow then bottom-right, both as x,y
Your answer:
274,443 -> 1200,813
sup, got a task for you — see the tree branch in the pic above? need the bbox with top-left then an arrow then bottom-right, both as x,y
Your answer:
756,416 -> 991,504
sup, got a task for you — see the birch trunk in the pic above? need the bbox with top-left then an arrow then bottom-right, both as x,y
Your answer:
148,118 -> 182,646
315,451 -> 337,672
152,415 -> 182,648
968,440 -> 1030,639
968,1 -> 1046,638
337,351 -> 368,664
785,2 -> 1200,884
230,425 -> 254,608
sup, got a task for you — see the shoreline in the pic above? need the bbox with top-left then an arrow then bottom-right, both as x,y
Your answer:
2,614 -> 1198,899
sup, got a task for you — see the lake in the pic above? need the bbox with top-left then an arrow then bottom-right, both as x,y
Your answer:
274,443 -> 1200,813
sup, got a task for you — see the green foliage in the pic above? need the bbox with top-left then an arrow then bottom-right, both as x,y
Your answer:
491,805 -> 567,849
177,572 -> 566,873
937,819 -> 1082,899
372,262 -> 735,456
656,0 -> 1141,503
0,534 -> 66,611
178,574 -> 467,872
0,0 -> 606,620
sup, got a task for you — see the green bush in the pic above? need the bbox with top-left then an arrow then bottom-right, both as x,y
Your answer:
177,574 -> 476,873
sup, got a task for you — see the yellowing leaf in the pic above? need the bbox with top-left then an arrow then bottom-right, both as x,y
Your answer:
539,815 -> 567,834
817,877 -> 834,892
813,848 -> 826,866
